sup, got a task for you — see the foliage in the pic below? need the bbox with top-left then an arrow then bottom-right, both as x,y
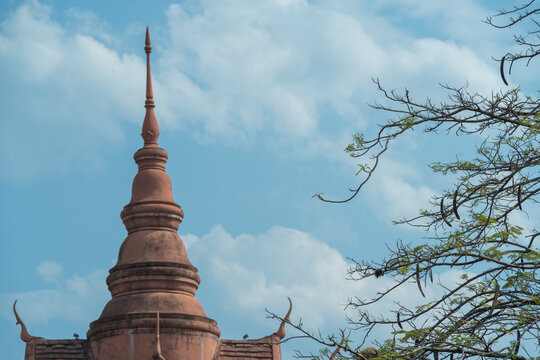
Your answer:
271,2 -> 540,360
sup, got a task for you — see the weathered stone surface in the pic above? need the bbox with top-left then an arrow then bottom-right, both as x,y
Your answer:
25,339 -> 94,360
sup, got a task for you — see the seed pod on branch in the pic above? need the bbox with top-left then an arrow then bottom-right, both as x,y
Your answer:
416,264 -> 426,297
500,54 -> 509,85
517,185 -> 522,210
440,198 -> 452,227
528,233 -> 538,248
452,190 -> 460,220
489,282 -> 500,316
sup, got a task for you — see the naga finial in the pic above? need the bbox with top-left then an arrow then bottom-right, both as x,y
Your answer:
274,297 -> 292,340
13,300 -> 41,343
152,312 -> 166,360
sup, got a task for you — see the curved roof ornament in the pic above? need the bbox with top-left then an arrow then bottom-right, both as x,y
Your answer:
152,312 -> 166,360
274,297 -> 292,340
13,300 -> 41,343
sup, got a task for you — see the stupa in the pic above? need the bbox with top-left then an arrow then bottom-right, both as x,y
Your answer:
13,28 -> 291,360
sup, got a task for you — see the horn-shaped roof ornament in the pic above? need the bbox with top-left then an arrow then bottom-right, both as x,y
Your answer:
274,297 -> 292,339
13,300 -> 41,343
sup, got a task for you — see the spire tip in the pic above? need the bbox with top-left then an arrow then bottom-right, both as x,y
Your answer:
145,27 -> 151,47
142,26 -> 159,146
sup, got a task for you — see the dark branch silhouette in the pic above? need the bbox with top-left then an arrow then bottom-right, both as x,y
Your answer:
305,3 -> 540,360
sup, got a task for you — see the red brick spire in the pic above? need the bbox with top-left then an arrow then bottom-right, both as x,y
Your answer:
142,27 -> 159,146
87,28 -> 220,360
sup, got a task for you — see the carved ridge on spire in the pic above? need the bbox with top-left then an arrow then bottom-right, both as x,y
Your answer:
274,297 -> 292,340
13,300 -> 41,343
142,26 -> 159,146
152,312 -> 166,360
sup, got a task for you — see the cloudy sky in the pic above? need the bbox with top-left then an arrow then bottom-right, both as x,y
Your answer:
0,0 -> 535,358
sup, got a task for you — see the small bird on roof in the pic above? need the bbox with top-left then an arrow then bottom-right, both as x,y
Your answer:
243,334 -> 249,339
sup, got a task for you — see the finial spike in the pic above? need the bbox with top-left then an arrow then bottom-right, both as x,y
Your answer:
142,27 -> 159,146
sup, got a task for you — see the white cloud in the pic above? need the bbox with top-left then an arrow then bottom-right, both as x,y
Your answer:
391,38 -> 501,94
182,233 -> 199,249
1,224 -> 477,351
37,261 -> 62,283
157,0 -> 503,139
63,7 -> 115,45
363,156 -> 437,223
0,266 -> 107,325
0,1 -> 143,180
66,275 -> 91,296
185,224 -> 448,332
508,208 -> 539,246
0,0 -> 506,179
376,175 -> 434,220
195,225 -> 352,328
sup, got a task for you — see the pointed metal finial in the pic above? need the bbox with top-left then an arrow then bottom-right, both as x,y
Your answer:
145,26 -> 151,48
145,27 -> 153,101
142,26 -> 159,146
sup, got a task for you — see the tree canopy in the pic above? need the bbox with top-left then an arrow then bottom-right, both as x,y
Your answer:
272,2 -> 540,360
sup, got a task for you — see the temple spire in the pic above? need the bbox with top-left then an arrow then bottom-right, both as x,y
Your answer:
88,28 -> 220,360
142,26 -> 159,146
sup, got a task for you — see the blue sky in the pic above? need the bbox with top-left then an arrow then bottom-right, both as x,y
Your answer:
0,0 -> 536,358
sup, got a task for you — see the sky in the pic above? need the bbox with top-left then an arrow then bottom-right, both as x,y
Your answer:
0,0 -> 537,359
